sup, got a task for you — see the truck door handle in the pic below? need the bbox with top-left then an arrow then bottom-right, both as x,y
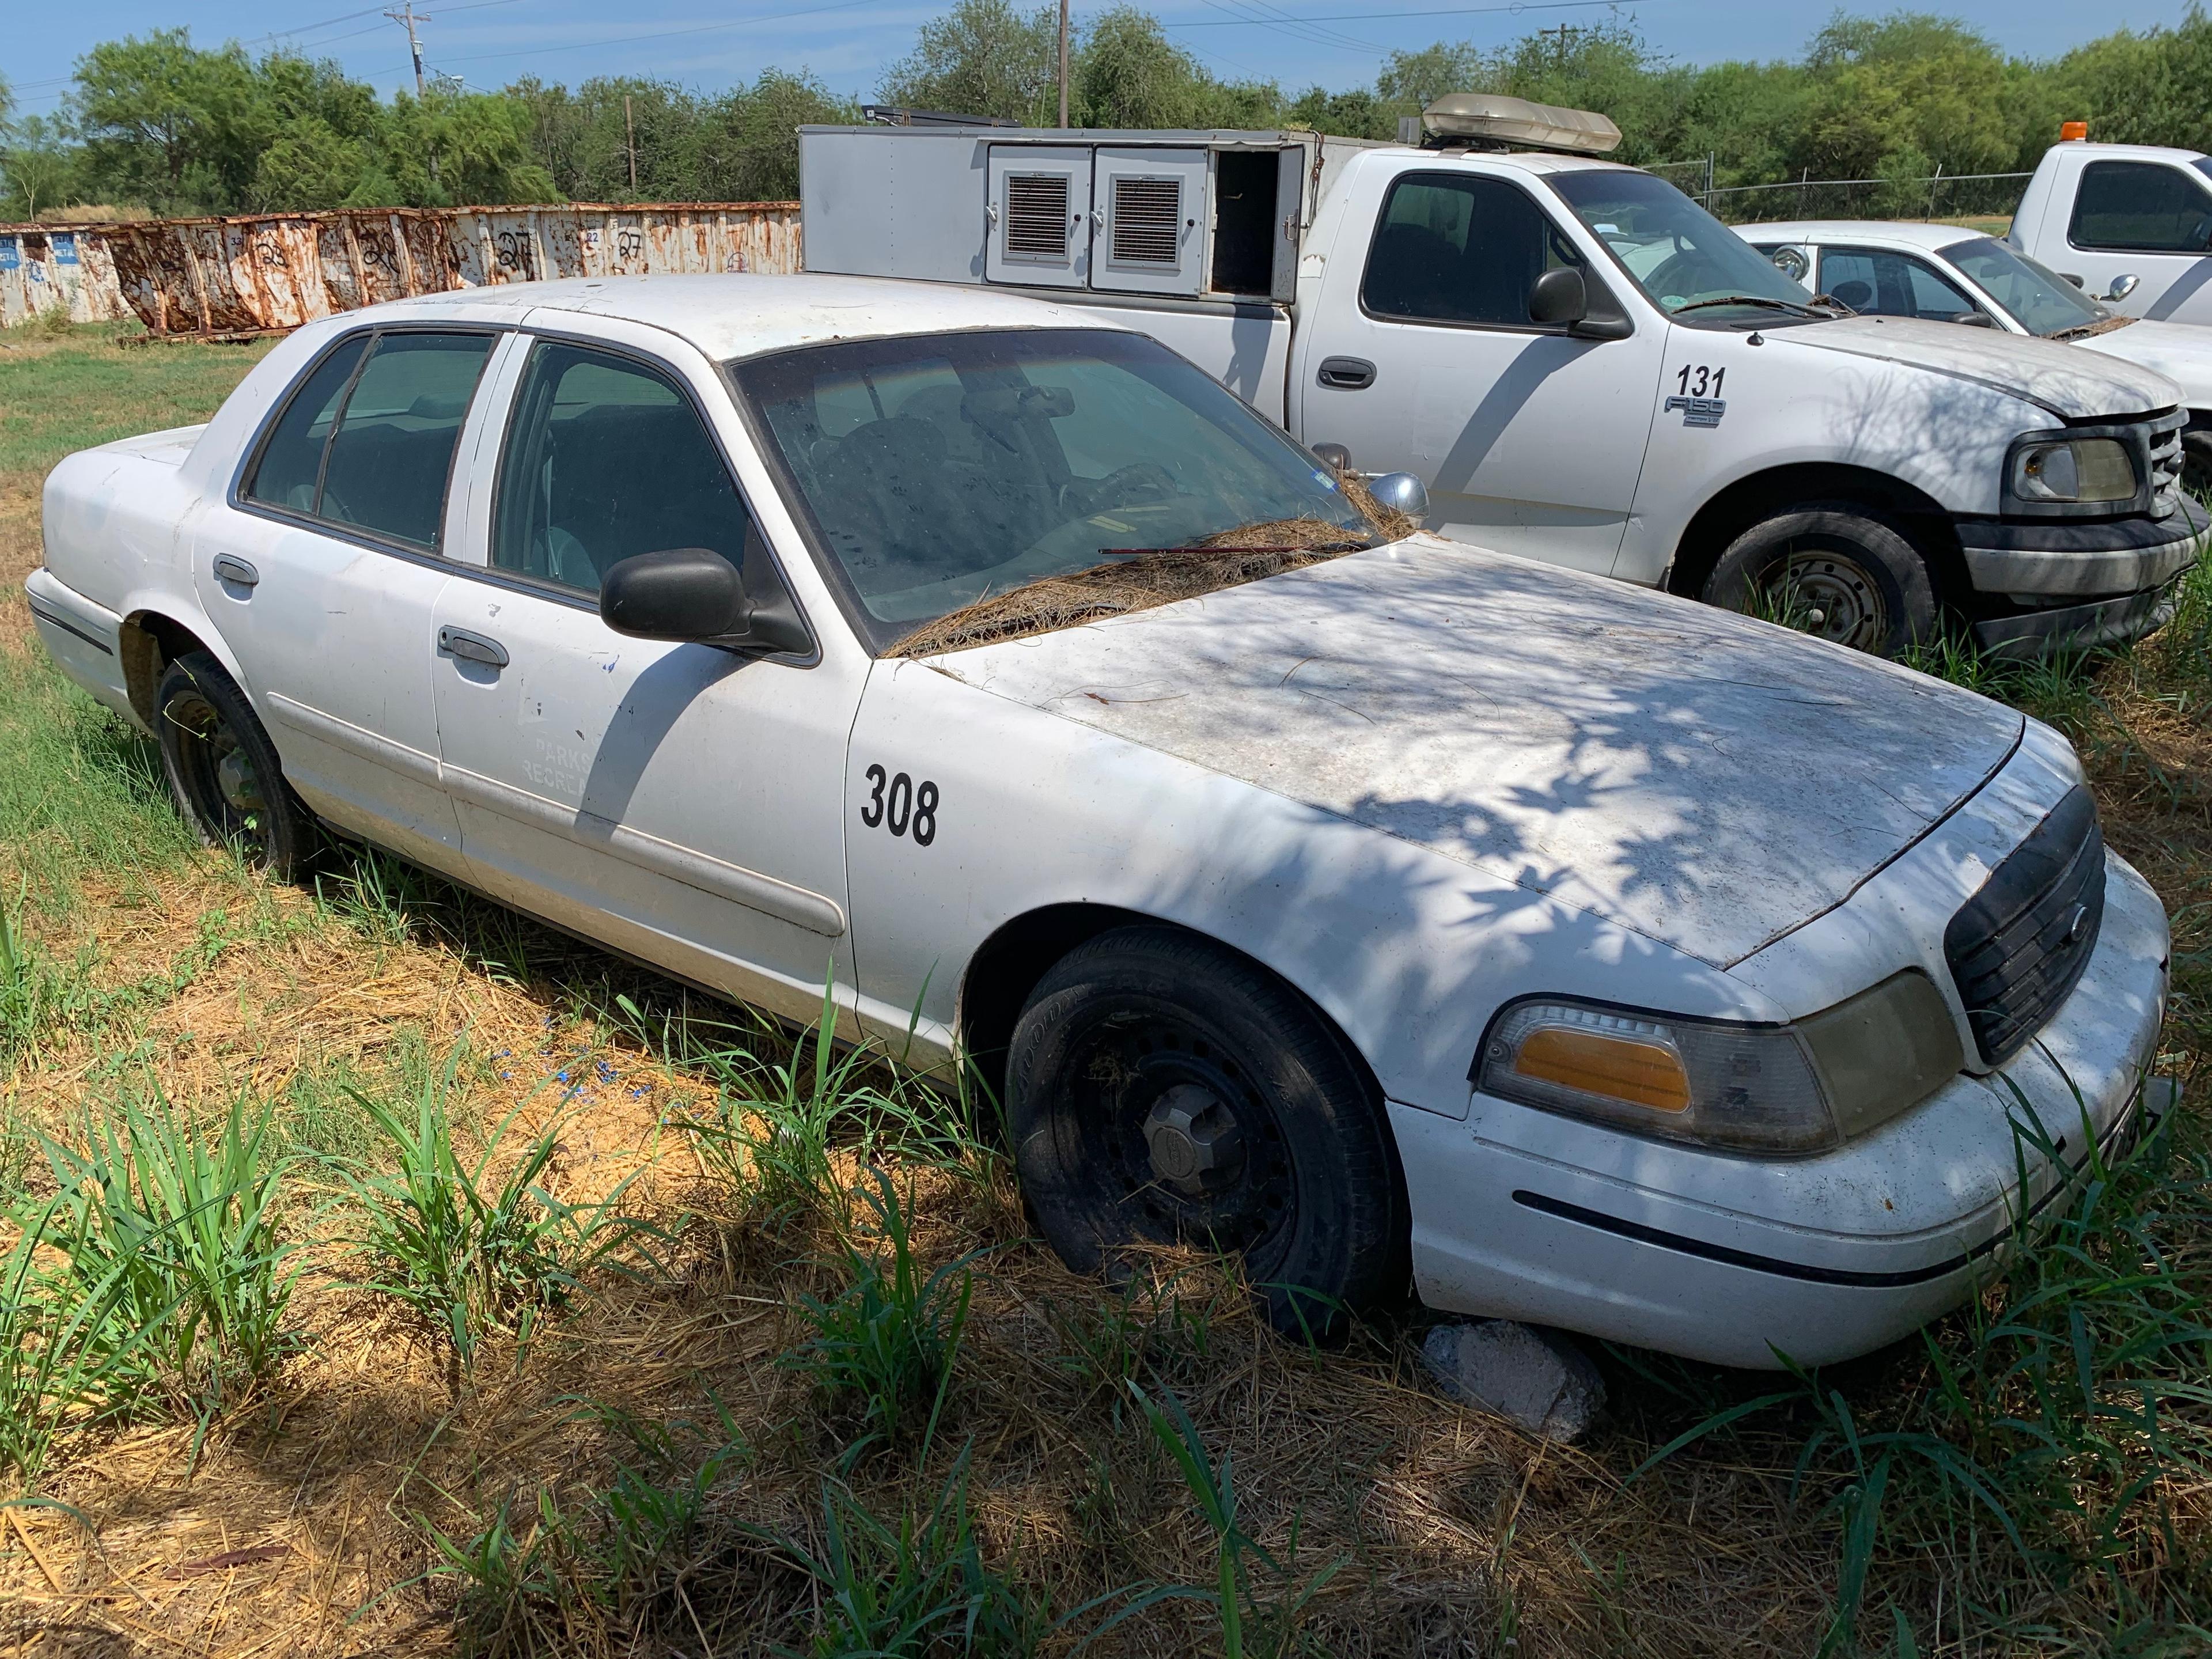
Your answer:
1317,356 -> 1376,391
211,554 -> 259,588
438,626 -> 509,668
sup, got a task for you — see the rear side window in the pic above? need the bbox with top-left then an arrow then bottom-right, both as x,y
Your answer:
244,329 -> 495,550
1361,172 -> 1582,328
490,340 -> 753,596
2070,161 -> 2212,253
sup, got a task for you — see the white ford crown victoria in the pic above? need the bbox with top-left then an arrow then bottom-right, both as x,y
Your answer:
28,275 -> 2170,1368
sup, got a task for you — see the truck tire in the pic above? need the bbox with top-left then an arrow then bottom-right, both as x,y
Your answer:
155,651 -> 316,878
1702,507 -> 1938,658
2183,429 -> 2212,501
1007,925 -> 1408,1340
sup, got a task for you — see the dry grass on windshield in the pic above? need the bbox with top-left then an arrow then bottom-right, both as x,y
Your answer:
2,327 -> 2211,1657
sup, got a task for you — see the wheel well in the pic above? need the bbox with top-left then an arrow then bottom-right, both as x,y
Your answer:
1665,464 -> 1965,605
955,904 -> 1385,1122
119,611 -> 211,728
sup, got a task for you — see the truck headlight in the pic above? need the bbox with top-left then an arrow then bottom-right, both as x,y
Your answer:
1474,972 -> 1963,1155
2009,437 -> 2138,506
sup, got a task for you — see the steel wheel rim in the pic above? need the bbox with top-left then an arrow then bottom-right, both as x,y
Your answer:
1762,543 -> 1891,651
167,690 -> 270,856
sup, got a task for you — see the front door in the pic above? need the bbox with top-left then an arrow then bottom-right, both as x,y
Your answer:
1297,167 -> 1662,573
430,334 -> 862,1028
2062,157 -> 2212,324
196,326 -> 499,875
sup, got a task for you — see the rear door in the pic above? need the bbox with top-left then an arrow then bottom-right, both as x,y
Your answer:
1296,164 -> 1661,573
429,324 -> 862,1029
197,325 -> 502,876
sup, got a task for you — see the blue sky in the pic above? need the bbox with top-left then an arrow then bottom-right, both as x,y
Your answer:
3,1 -> 2199,119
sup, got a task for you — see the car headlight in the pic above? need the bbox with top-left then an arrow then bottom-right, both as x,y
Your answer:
1474,972 -> 1964,1155
2009,436 -> 2138,506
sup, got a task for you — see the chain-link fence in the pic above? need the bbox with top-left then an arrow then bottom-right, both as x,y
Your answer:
1646,161 -> 2033,226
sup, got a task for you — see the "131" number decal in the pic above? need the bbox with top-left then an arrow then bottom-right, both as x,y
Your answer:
861,764 -> 939,846
1674,363 -> 1725,397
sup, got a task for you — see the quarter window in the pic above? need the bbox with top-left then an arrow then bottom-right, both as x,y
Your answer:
1817,249 -> 1978,321
491,340 -> 753,597
1361,172 -> 1584,328
245,329 -> 493,550
2070,161 -> 2212,253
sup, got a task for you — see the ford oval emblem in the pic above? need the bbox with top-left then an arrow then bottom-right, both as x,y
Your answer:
2063,904 -> 2090,947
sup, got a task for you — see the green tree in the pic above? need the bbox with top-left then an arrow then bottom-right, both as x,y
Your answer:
696,70 -> 860,200
1073,7 -> 1278,128
879,0 -> 1060,123
73,31 -> 262,211
2,115 -> 84,220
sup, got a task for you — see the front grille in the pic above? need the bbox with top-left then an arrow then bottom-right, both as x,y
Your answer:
1944,786 -> 2107,1065
1110,176 -> 1183,264
1004,173 -> 1071,259
2147,408 -> 2186,518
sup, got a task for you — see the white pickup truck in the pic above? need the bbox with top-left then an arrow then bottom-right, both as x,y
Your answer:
24,276 -> 2172,1367
2010,137 -> 2212,327
801,100 -> 2206,658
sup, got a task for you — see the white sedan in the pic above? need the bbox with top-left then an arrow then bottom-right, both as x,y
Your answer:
1744,218 -> 2212,490
28,275 -> 2169,1368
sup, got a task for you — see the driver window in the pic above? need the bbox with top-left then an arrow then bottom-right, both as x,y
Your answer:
1819,249 -> 1976,321
1361,173 -> 1581,328
491,340 -> 753,596
2071,161 -> 2212,253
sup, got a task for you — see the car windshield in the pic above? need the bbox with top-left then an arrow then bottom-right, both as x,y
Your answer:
733,328 -> 1376,652
1549,171 -> 1827,326
1944,236 -> 2109,336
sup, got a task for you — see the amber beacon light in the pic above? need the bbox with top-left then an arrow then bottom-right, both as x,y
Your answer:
2060,120 -> 2090,141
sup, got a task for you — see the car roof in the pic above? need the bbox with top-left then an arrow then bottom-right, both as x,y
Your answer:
353,272 -> 1138,361
2059,142 -> 2208,165
1736,220 -> 1986,252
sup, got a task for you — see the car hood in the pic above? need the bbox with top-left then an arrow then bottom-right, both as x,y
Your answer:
1780,315 -> 2180,419
922,537 -> 2027,968
2072,318 -> 2212,403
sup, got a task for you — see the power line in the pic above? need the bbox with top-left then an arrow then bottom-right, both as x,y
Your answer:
1168,0 -> 1650,23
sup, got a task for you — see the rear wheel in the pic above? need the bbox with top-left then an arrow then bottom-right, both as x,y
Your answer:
155,651 -> 315,878
1702,506 -> 1938,658
1007,925 -> 1408,1339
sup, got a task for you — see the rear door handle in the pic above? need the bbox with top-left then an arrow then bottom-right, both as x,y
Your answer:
1316,355 -> 1377,391
211,554 -> 259,588
438,626 -> 509,668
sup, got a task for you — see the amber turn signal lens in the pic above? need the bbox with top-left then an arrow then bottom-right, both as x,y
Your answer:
1513,1027 -> 1692,1113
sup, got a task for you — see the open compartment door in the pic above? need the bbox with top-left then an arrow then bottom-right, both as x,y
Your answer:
986,145 -> 1092,288
1274,144 -> 1306,301
1093,146 -> 1207,296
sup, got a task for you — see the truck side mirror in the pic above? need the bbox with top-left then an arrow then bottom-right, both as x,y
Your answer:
1529,267 -> 1588,327
600,547 -> 811,655
1949,310 -> 1998,328
1366,472 -> 1429,521
2105,274 -> 2140,302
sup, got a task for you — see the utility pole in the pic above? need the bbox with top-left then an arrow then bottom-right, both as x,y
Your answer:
1546,22 -> 1573,69
387,2 -> 427,97
1057,0 -> 1070,130
624,93 -> 638,193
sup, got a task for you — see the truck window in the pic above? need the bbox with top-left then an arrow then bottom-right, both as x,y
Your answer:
1360,173 -> 1581,328
2070,160 -> 2212,253
1816,249 -> 1977,321
491,340 -> 754,597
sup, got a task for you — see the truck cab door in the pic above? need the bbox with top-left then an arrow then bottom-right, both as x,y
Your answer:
1296,166 -> 1661,573
2059,157 -> 2212,323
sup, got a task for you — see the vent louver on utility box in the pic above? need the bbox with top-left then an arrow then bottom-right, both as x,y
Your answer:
1111,176 -> 1182,263
1004,173 -> 1071,257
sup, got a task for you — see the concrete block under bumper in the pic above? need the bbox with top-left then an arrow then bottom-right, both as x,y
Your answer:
1389,852 -> 2170,1370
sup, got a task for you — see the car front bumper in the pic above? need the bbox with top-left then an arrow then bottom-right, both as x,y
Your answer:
1390,850 -> 2171,1370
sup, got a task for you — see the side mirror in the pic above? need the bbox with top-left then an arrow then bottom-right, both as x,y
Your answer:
1310,441 -> 1353,475
1365,471 -> 1429,521
1528,266 -> 1588,328
600,547 -> 811,654
1949,310 -> 1998,328
2105,273 -> 2140,302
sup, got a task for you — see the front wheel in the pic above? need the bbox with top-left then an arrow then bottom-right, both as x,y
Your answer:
155,650 -> 315,878
1007,926 -> 1408,1339
1702,507 -> 1938,658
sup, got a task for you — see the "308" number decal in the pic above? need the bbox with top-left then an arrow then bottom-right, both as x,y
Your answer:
861,764 -> 939,846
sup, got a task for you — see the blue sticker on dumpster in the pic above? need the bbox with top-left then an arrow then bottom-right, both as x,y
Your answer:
51,233 -> 78,264
0,238 -> 17,272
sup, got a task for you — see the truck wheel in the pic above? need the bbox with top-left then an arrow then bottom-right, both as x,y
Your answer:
2183,430 -> 2212,501
1007,925 -> 1408,1340
155,651 -> 315,878
1702,507 -> 1938,657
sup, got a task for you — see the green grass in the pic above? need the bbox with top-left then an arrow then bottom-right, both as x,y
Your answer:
0,324 -> 276,475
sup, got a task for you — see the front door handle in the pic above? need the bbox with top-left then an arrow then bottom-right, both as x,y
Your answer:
211,554 -> 259,588
438,626 -> 509,668
1316,355 -> 1377,391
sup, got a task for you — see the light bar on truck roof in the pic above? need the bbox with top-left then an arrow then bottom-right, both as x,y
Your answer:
1420,94 -> 1622,156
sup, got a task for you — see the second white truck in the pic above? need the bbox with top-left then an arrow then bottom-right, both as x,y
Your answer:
800,99 -> 2205,657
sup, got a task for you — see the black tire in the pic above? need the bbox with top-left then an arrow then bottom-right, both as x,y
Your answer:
2182,430 -> 2212,501
1007,925 -> 1408,1339
1702,506 -> 1940,658
154,650 -> 315,878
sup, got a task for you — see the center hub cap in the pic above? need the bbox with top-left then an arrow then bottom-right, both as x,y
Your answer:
1142,1083 -> 1244,1196
217,748 -> 264,813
